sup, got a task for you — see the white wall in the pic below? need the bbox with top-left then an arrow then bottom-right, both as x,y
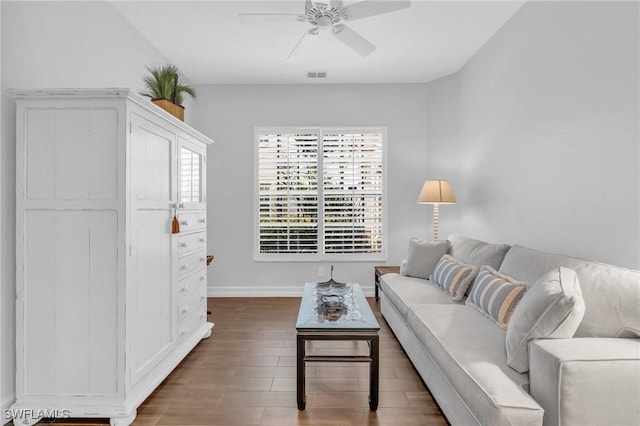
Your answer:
1,1 -> 170,416
424,1 -> 639,269
193,84 -> 432,296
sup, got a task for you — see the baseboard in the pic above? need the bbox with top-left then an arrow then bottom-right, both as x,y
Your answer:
208,285 -> 375,298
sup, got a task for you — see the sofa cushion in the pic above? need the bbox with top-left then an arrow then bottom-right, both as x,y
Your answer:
403,238 -> 450,280
379,273 -> 458,320
498,245 -> 640,337
430,254 -> 478,301
447,233 -> 511,269
466,266 -> 527,329
407,304 -> 543,425
506,267 -> 585,373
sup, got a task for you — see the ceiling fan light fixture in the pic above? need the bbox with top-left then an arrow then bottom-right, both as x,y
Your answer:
243,0 -> 411,60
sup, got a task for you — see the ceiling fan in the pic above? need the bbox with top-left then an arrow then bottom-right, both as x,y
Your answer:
240,0 -> 410,62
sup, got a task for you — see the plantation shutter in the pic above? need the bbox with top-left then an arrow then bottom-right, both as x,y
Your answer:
257,131 -> 319,254
255,127 -> 385,260
322,130 -> 384,255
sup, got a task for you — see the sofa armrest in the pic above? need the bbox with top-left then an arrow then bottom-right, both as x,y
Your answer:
529,338 -> 640,426
399,259 -> 407,275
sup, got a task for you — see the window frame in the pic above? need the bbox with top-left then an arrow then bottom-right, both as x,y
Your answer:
253,126 -> 388,262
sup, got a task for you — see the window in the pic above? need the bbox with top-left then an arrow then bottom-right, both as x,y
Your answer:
255,127 -> 386,261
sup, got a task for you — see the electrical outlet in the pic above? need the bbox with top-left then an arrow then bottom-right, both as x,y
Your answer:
318,267 -> 325,277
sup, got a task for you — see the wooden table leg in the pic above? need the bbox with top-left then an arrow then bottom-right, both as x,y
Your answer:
369,335 -> 380,411
297,334 -> 306,410
374,271 -> 379,301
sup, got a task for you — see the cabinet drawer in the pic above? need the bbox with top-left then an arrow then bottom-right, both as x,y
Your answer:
178,286 -> 207,323
178,211 -> 206,233
177,231 -> 206,256
177,269 -> 207,301
177,250 -> 207,278
178,302 -> 207,344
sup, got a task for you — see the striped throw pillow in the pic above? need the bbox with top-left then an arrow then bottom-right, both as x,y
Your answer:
466,266 -> 527,329
430,255 -> 479,301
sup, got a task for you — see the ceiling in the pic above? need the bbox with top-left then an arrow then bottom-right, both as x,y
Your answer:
111,0 -> 525,85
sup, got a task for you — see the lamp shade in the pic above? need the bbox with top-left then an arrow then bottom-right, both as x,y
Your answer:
417,180 -> 456,204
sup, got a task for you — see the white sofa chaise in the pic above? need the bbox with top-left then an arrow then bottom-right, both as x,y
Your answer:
379,234 -> 640,426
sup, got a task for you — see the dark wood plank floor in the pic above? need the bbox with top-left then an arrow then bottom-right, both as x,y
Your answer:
42,297 -> 448,426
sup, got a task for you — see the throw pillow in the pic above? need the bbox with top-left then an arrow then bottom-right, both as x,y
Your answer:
430,254 -> 479,301
403,238 -> 450,280
466,266 -> 526,329
506,267 -> 585,373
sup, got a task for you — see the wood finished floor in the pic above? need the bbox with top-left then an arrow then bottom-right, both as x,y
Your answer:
42,297 -> 448,426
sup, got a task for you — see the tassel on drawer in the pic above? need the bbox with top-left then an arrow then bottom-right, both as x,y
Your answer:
172,209 -> 180,234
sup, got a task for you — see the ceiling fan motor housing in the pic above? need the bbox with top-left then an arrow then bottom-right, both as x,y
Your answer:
305,0 -> 349,27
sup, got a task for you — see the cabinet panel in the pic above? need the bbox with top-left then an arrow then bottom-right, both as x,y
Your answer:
179,147 -> 202,204
24,210 -> 118,395
25,108 -> 119,200
178,136 -> 206,209
131,116 -> 173,203
130,209 -> 173,384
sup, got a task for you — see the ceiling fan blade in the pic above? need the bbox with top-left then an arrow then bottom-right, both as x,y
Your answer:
239,13 -> 305,23
287,28 -> 321,62
332,24 -> 376,57
343,0 -> 410,21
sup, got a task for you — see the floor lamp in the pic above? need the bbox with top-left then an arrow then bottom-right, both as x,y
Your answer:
417,180 -> 456,240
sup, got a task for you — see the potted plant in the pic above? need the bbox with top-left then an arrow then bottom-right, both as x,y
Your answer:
141,65 -> 196,121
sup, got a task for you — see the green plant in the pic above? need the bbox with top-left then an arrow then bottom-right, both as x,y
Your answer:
141,65 -> 196,106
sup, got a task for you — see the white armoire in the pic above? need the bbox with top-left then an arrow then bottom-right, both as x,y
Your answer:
10,89 -> 213,426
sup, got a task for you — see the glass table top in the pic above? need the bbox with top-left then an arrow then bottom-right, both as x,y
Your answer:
296,283 -> 380,330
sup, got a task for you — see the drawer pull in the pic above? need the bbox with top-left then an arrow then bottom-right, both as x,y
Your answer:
181,242 -> 188,248
200,295 -> 206,301
180,285 -> 188,292
199,218 -> 206,224
180,220 -> 189,226
181,264 -> 188,270
181,306 -> 189,314
199,238 -> 205,243
180,328 -> 188,336
200,275 -> 206,281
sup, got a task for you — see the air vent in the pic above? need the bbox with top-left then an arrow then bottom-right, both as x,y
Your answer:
307,71 -> 327,79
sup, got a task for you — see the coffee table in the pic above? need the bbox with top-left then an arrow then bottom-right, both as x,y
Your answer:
295,283 -> 380,411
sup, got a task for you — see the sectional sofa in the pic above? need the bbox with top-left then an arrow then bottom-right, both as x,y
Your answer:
379,234 -> 640,426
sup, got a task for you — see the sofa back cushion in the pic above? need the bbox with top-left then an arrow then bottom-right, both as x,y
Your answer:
499,245 -> 640,337
447,234 -> 510,269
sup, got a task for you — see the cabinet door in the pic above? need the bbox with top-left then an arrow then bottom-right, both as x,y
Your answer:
129,114 -> 176,385
177,136 -> 206,210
